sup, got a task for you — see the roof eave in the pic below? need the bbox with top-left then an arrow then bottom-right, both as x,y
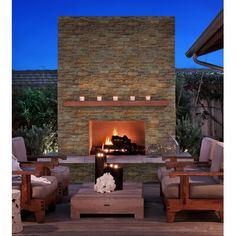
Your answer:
186,10 -> 223,58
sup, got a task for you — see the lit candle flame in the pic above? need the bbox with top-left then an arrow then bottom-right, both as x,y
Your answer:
97,153 -> 104,157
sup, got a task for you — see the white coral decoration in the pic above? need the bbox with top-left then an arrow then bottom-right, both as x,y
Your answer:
94,173 -> 116,193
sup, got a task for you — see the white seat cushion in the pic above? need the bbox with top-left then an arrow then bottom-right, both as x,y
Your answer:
13,176 -> 58,199
161,175 -> 223,199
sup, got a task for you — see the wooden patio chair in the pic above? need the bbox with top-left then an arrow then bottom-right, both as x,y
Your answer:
12,137 -> 70,200
161,142 -> 223,223
12,156 -> 58,223
158,137 -> 218,181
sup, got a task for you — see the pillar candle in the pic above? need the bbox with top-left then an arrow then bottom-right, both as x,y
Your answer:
97,96 -> 102,101
104,164 -> 123,190
79,96 -> 85,101
130,96 -> 135,101
95,153 -> 107,183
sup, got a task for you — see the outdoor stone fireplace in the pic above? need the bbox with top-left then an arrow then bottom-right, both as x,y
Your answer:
58,17 -> 175,155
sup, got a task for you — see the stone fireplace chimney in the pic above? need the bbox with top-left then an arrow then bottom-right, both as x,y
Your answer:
58,17 -> 175,155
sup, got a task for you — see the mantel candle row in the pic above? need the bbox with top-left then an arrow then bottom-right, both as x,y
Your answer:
79,96 -> 151,101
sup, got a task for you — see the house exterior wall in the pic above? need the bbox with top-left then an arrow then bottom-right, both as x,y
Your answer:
58,17 -> 175,155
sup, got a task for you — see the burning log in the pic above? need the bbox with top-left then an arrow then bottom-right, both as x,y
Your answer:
103,135 -> 143,155
90,129 -> 145,155
111,135 -> 131,146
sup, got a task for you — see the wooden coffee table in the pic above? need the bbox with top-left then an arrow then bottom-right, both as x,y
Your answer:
71,182 -> 144,219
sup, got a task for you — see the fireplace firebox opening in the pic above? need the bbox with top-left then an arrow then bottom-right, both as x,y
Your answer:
89,121 -> 145,155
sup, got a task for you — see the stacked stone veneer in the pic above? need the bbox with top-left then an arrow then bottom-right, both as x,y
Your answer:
58,17 -> 175,155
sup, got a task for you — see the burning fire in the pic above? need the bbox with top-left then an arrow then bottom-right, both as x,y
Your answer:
112,128 -> 118,136
104,128 -> 118,145
105,136 -> 113,145
102,128 -> 128,153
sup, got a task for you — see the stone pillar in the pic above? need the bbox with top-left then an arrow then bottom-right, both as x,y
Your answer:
12,189 -> 23,234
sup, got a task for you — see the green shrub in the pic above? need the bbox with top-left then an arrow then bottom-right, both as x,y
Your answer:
13,87 -> 57,130
176,116 -> 203,157
12,87 -> 57,154
13,125 -> 58,156
176,76 -> 192,119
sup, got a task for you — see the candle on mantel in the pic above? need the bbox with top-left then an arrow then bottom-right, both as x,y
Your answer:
130,96 -> 135,101
79,96 -> 85,101
95,152 -> 107,183
145,95 -> 151,101
113,96 -> 118,101
105,164 -> 123,190
97,96 -> 102,101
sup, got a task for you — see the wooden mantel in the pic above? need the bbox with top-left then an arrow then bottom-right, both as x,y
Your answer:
63,100 -> 170,107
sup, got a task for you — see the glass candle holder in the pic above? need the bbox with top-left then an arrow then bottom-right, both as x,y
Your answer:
130,96 -> 135,101
97,96 -> 102,101
79,96 -> 85,101
113,96 -> 118,101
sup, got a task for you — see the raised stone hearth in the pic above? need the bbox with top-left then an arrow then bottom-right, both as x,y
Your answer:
58,17 -> 175,155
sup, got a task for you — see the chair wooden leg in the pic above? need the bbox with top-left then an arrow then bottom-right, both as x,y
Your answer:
160,183 -> 163,197
56,184 -> 64,202
33,199 -> 46,223
35,209 -> 45,223
63,186 -> 69,196
217,211 -> 224,222
166,210 -> 176,223
48,202 -> 56,212
58,184 -> 63,196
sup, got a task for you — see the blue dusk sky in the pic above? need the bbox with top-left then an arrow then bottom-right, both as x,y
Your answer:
12,0 -> 223,70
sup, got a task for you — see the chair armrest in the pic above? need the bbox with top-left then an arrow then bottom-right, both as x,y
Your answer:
169,171 -> 223,178
162,153 -> 193,162
34,154 -> 67,166
13,170 -> 38,176
12,170 -> 39,203
20,161 -> 54,168
37,153 -> 67,159
165,161 -> 210,169
19,161 -> 53,176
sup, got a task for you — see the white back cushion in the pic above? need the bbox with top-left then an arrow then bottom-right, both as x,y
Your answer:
210,142 -> 224,172
199,137 -> 214,162
12,154 -> 22,171
209,139 -> 222,161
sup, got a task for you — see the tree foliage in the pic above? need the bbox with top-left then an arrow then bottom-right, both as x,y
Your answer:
13,87 -> 57,129
175,70 -> 223,156
176,117 -> 203,157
